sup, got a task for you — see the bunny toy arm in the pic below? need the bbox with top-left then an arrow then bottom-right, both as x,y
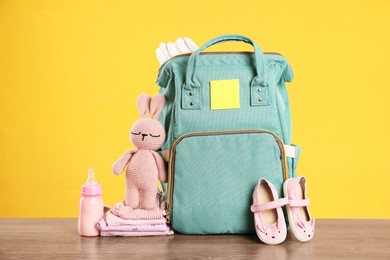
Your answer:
112,149 -> 137,175
151,151 -> 167,183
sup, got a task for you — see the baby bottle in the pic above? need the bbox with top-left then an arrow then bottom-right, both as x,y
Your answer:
78,168 -> 104,236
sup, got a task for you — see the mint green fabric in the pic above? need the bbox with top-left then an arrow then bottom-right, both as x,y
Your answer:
172,132 -> 284,234
157,35 -> 293,147
156,34 -> 297,234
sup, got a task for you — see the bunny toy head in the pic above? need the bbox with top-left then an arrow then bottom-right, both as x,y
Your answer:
130,93 -> 166,150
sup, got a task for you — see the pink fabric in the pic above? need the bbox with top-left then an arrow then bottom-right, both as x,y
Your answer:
151,150 -> 167,183
96,218 -> 169,232
105,212 -> 166,226
110,201 -> 166,220
130,118 -> 166,150
112,93 -> 167,210
252,179 -> 287,245
251,197 -> 288,212
136,94 -> 151,118
285,177 -> 315,242
100,229 -> 174,237
112,149 -> 135,175
289,198 -> 310,207
149,94 -> 165,119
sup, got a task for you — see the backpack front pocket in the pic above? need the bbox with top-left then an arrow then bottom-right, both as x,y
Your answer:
167,130 -> 287,234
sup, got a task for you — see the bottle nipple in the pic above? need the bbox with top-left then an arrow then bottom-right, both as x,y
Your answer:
86,168 -> 98,185
81,168 -> 102,195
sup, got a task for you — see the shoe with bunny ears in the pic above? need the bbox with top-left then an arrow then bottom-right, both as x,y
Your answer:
283,177 -> 315,242
251,179 -> 288,245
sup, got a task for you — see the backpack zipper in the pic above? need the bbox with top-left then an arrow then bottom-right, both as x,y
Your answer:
165,129 -> 287,223
158,52 -> 283,72
171,51 -> 283,59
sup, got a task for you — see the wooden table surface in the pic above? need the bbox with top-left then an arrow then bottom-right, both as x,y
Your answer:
0,219 -> 389,259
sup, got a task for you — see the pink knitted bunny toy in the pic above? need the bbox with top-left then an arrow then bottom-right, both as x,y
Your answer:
112,93 -> 167,210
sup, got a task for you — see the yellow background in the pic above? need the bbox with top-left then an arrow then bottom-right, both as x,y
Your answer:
1,0 -> 389,218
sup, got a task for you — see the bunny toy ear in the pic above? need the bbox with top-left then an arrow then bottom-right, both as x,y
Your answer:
137,93 -> 151,118
150,94 -> 166,119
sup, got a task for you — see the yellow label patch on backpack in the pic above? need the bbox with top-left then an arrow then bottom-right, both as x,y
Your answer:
210,79 -> 240,110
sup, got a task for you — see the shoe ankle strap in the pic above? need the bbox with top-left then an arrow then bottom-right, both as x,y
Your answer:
251,197 -> 289,212
289,198 -> 310,207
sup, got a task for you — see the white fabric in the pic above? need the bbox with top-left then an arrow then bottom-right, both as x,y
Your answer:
284,145 -> 296,158
156,37 -> 199,65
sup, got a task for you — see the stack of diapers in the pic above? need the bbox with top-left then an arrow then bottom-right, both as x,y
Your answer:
96,190 -> 173,237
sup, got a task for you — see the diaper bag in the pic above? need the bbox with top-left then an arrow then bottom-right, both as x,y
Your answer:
156,34 -> 301,234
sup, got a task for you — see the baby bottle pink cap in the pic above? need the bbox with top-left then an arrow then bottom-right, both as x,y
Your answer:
81,184 -> 102,196
81,168 -> 102,195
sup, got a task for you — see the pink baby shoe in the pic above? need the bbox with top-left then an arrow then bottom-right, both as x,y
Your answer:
283,177 -> 315,242
251,179 -> 288,245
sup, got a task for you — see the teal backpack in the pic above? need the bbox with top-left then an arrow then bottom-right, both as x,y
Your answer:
156,34 -> 301,234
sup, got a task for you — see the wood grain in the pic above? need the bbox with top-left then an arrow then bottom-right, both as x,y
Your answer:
0,219 -> 389,259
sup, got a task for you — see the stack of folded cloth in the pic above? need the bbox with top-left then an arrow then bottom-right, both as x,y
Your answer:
97,191 -> 173,237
